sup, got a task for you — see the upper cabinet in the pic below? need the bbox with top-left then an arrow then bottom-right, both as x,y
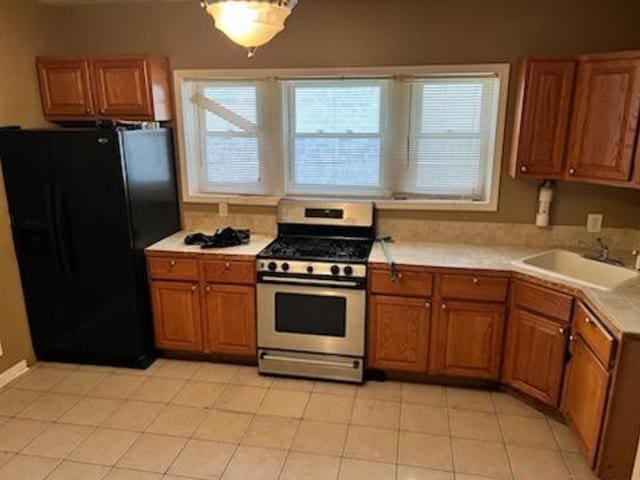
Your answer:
510,50 -> 640,189
36,55 -> 172,122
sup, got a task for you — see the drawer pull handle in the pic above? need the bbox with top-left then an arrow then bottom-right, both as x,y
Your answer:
169,260 -> 176,267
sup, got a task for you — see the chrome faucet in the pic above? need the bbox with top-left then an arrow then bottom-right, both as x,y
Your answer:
582,238 -> 625,266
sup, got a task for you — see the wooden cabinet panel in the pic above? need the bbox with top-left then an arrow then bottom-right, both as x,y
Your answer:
573,303 -> 616,368
204,284 -> 256,356
369,268 -> 433,297
92,58 -> 153,118
432,301 -> 506,380
203,259 -> 255,285
562,335 -> 611,467
150,281 -> 202,351
567,54 -> 640,182
503,308 -> 568,406
147,256 -> 199,281
512,280 -> 573,322
439,274 -> 509,302
511,58 -> 576,177
37,59 -> 94,117
368,295 -> 431,372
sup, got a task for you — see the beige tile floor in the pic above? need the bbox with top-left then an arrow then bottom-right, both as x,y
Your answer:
0,359 -> 597,480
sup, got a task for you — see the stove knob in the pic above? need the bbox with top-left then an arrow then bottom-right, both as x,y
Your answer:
268,262 -> 277,271
331,265 -> 340,276
282,262 -> 290,272
307,265 -> 314,274
344,266 -> 354,276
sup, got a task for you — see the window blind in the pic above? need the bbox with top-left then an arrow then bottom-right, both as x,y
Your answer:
397,76 -> 499,199
285,80 -> 387,196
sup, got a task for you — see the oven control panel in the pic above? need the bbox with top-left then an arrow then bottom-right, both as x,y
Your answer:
257,260 -> 367,279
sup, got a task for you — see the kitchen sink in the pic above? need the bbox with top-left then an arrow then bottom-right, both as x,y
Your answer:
512,250 -> 639,292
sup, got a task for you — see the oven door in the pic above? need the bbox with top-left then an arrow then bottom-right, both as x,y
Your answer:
257,281 -> 365,357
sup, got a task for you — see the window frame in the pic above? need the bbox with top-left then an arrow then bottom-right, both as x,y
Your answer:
174,64 -> 510,211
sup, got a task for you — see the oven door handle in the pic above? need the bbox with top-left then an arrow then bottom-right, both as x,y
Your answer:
260,352 -> 360,369
260,275 -> 361,288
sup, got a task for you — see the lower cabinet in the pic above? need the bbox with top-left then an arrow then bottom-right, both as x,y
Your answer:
502,307 -> 568,406
204,284 -> 256,356
562,334 -> 612,467
368,294 -> 432,372
150,280 -> 202,351
431,301 -> 506,380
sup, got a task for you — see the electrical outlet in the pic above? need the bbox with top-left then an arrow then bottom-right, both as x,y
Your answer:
219,202 -> 229,218
587,213 -> 603,233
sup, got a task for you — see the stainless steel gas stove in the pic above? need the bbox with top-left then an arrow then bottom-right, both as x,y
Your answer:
256,199 -> 375,383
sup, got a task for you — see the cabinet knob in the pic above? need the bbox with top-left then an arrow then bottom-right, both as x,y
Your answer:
85,108 -> 91,114
585,316 -> 593,325
224,262 -> 231,270
569,334 -> 575,342
568,167 -> 576,175
205,286 -> 211,292
424,301 -> 431,308
169,260 -> 176,267
441,303 -> 447,310
472,277 -> 479,285
520,165 -> 528,173
191,285 -> 197,291
99,108 -> 106,115
558,327 -> 567,335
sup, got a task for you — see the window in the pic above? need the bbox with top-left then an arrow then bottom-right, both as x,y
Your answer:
285,81 -> 387,196
176,65 -> 509,210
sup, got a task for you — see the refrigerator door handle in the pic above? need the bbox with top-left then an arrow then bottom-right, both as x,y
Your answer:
44,183 -> 66,279
52,184 -> 74,281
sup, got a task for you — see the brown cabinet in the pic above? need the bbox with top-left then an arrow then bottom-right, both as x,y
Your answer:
36,55 -> 171,121
567,53 -> 640,182
510,58 -> 576,178
431,301 -> 506,380
150,281 -> 202,351
37,59 -> 94,117
562,335 -> 611,467
204,284 -> 256,356
368,294 -> 432,372
510,49 -> 640,189
502,308 -> 568,406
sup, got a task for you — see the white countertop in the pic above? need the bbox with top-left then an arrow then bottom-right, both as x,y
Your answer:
146,231 -> 275,257
369,241 -> 640,337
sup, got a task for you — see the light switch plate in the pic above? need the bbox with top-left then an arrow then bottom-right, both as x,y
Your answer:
587,213 -> 603,233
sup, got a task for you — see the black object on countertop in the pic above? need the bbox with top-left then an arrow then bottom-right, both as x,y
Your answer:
0,128 -> 180,368
185,227 -> 250,249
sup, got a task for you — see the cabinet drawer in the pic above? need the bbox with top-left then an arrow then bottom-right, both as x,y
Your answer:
513,281 -> 573,322
203,259 -> 255,285
370,268 -> 433,297
439,274 -> 509,302
573,302 -> 616,367
148,256 -> 199,281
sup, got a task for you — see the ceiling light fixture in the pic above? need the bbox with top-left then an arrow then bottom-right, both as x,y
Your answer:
200,0 -> 298,58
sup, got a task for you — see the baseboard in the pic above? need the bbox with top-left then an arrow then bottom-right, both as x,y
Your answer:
0,360 -> 29,389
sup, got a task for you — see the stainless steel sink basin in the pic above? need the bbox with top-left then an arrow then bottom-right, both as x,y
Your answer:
512,250 -> 639,292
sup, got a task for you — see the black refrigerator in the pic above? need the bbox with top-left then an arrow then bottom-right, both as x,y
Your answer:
0,128 -> 180,368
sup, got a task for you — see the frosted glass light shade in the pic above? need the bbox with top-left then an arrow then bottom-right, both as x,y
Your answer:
204,0 -> 297,51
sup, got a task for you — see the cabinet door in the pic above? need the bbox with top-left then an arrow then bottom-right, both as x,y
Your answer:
368,295 -> 431,372
37,59 -> 94,117
512,59 -> 576,177
204,284 -> 256,356
502,308 -> 568,406
566,54 -> 640,182
92,58 -> 153,119
150,281 -> 202,351
561,335 -> 611,467
432,301 -> 505,380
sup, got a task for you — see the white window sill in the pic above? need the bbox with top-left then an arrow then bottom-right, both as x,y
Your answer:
183,193 -> 498,212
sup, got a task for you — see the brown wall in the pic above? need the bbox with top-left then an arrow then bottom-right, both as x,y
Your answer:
0,0 -> 64,373
56,0 -> 640,227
